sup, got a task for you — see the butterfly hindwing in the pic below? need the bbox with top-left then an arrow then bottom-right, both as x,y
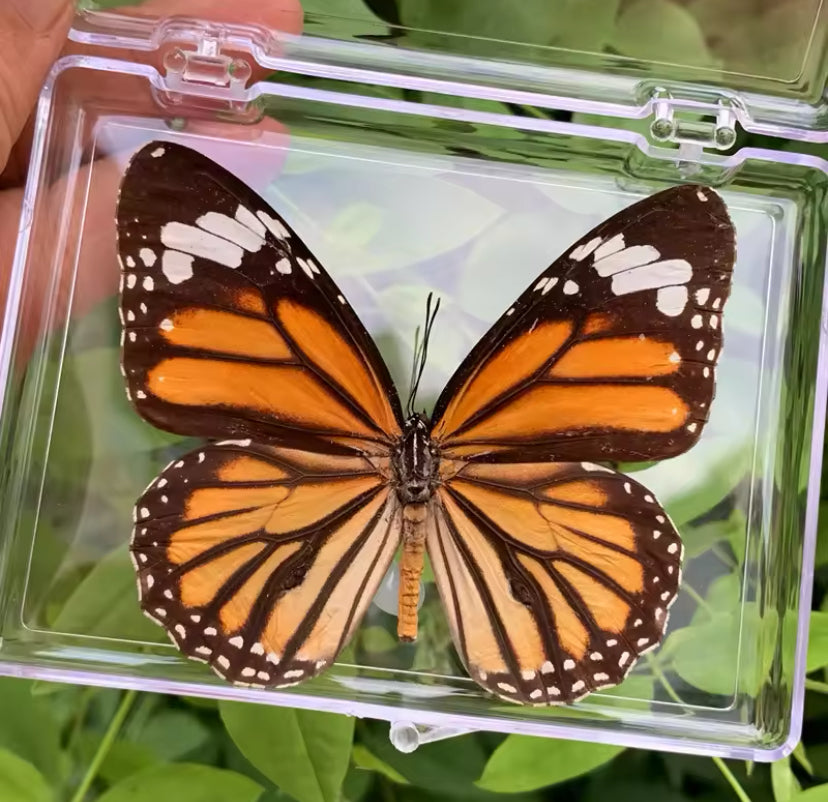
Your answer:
428,460 -> 682,704
431,185 -> 735,464
132,441 -> 402,686
118,142 -> 403,453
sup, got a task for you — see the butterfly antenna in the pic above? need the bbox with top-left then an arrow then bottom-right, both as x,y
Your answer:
406,293 -> 441,417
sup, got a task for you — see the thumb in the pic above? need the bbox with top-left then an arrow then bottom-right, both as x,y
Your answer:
0,0 -> 72,173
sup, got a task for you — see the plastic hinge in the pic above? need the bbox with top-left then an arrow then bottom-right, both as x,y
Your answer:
649,93 -> 738,152
162,35 -> 252,98
389,721 -> 473,753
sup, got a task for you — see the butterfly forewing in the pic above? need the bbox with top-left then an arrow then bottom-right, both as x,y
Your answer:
118,142 -> 403,453
133,442 -> 401,686
428,461 -> 682,704
431,185 -> 735,464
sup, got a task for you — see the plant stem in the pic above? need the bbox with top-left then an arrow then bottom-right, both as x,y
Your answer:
712,757 -> 753,802
65,686 -> 96,758
805,678 -> 828,694
644,653 -> 683,705
69,689 -> 137,802
682,581 -> 715,616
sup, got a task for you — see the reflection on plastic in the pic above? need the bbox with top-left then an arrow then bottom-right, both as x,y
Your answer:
372,562 -> 424,617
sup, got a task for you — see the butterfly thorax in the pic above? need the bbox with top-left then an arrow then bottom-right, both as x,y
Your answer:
394,413 -> 439,505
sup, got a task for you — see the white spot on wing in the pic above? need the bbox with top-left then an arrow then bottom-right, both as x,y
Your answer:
592,234 -> 626,262
257,211 -> 291,240
611,259 -> 692,296
162,250 -> 194,284
197,211 -> 265,252
696,287 -> 710,304
275,258 -> 291,274
497,682 -> 517,693
656,285 -> 688,317
160,318 -> 173,332
161,222 -> 244,268
235,204 -> 267,238
151,146 -> 165,158
139,248 -> 157,267
570,236 -> 603,262
581,462 -> 613,473
542,277 -> 559,295
594,243 -> 660,277
126,274 -> 137,289
563,280 -> 579,295
142,276 -> 154,291
297,258 -> 317,279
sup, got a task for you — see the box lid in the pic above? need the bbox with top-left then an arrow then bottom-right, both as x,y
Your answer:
73,0 -> 828,140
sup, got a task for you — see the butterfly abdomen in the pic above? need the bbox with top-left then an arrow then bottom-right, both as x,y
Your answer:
398,503 -> 427,642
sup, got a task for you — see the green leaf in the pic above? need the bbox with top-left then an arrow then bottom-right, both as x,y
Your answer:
807,611 -> 828,672
133,710 -> 212,761
0,679 -> 61,783
220,703 -> 354,802
611,0 -> 716,67
97,763 -> 262,802
816,501 -> 828,567
51,545 -> 164,642
671,604 -> 778,695
0,749 -> 52,802
399,0 -> 620,53
360,626 -> 398,654
793,784 -> 828,801
772,757 -> 802,802
793,741 -> 814,776
477,735 -> 623,792
352,745 -> 409,784
75,735 -> 160,786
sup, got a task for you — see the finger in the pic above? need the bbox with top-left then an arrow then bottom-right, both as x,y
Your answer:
1,0 -> 303,187
0,0 -> 73,174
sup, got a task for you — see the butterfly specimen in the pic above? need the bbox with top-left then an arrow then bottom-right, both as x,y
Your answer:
117,141 -> 735,705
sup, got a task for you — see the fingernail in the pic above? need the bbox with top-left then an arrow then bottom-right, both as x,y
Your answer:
10,0 -> 69,31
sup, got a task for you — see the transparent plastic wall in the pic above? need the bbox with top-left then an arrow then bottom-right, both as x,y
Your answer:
0,32 -> 825,759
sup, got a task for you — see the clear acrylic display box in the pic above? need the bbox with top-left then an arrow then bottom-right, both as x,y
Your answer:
0,2 -> 826,760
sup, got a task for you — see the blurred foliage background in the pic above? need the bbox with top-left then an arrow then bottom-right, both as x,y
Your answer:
6,0 -> 828,800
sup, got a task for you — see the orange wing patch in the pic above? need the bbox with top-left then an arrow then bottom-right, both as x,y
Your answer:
436,493 -> 547,673
276,300 -> 400,437
433,321 -> 572,441
428,462 -> 683,705
219,542 -> 303,632
448,384 -> 689,446
160,308 -> 292,360
132,442 -> 402,687
147,359 -> 373,435
548,337 -> 680,379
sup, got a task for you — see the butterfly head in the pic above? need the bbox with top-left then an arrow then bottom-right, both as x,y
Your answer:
395,413 -> 439,504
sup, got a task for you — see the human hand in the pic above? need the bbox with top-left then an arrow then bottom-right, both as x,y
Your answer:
0,0 -> 302,359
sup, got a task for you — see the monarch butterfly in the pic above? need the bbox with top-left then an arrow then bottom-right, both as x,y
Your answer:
117,142 -> 735,705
